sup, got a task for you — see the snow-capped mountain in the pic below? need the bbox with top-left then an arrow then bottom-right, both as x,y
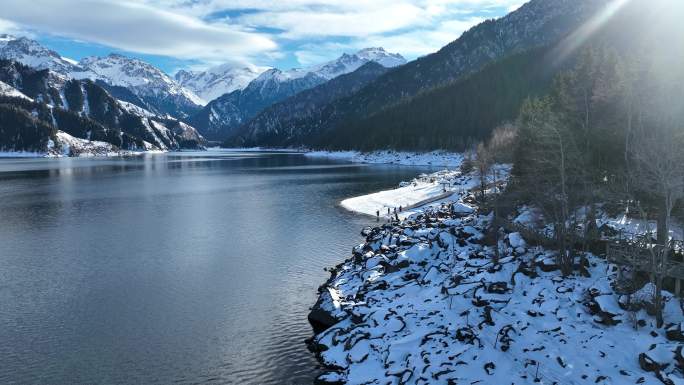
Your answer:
308,47 -> 406,80
0,34 -> 79,74
72,54 -> 204,118
0,58 -> 205,154
0,35 -> 204,119
188,48 -> 406,140
176,47 -> 404,106
175,64 -> 266,104
258,47 -> 405,83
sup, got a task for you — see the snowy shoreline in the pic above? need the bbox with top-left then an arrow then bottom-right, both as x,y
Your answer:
304,150 -> 463,167
308,167 -> 684,385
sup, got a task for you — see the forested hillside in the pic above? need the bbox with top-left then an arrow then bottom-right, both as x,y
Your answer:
313,46 -> 559,150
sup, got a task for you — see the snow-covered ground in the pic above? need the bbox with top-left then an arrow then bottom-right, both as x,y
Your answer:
305,150 -> 463,167
309,167 -> 684,385
514,205 -> 684,242
341,170 -> 473,219
341,165 -> 510,221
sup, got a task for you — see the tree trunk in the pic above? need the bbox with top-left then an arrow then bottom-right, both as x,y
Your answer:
655,272 -> 664,328
657,199 -> 670,247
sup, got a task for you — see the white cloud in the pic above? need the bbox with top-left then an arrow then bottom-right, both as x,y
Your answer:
0,0 -> 277,62
0,18 -> 29,37
290,15 -> 485,67
369,17 -> 485,57
2,0 -> 521,68
237,3 -> 428,39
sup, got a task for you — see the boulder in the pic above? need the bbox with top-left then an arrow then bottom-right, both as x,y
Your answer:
309,289 -> 345,333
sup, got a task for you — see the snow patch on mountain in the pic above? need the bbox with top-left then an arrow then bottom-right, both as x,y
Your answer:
0,80 -> 32,101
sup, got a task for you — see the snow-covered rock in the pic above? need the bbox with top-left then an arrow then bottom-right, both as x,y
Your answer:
54,131 -> 118,157
310,168 -> 684,385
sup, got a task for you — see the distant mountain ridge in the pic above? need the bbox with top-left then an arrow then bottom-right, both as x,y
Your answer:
189,47 -> 406,141
233,0 -> 610,149
0,35 -> 204,119
230,61 -> 392,147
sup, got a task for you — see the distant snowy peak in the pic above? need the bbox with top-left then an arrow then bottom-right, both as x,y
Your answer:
74,54 -> 203,105
310,47 -> 405,80
355,47 -> 406,68
252,67 -> 311,84
0,34 -> 80,74
274,47 -> 406,82
175,64 -> 266,103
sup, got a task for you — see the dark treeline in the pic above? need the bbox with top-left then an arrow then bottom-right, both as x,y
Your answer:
0,100 -> 56,152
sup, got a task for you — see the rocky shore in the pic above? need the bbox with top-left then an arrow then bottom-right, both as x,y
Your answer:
307,170 -> 684,385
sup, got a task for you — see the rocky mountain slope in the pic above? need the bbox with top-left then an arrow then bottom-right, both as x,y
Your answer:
175,64 -> 265,104
189,48 -> 406,141
0,59 -> 205,155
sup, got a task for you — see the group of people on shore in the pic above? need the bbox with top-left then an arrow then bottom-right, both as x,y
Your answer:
376,206 -> 403,222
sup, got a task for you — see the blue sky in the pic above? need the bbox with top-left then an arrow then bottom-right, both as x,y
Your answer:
0,0 -> 522,74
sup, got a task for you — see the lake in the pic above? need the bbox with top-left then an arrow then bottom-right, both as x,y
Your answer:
0,150 -> 434,385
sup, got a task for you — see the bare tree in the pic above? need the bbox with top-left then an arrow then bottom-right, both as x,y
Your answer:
475,142 -> 492,202
515,98 -> 582,275
489,123 -> 518,263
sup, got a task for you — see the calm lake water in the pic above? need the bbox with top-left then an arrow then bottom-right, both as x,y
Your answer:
0,150 -> 435,385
